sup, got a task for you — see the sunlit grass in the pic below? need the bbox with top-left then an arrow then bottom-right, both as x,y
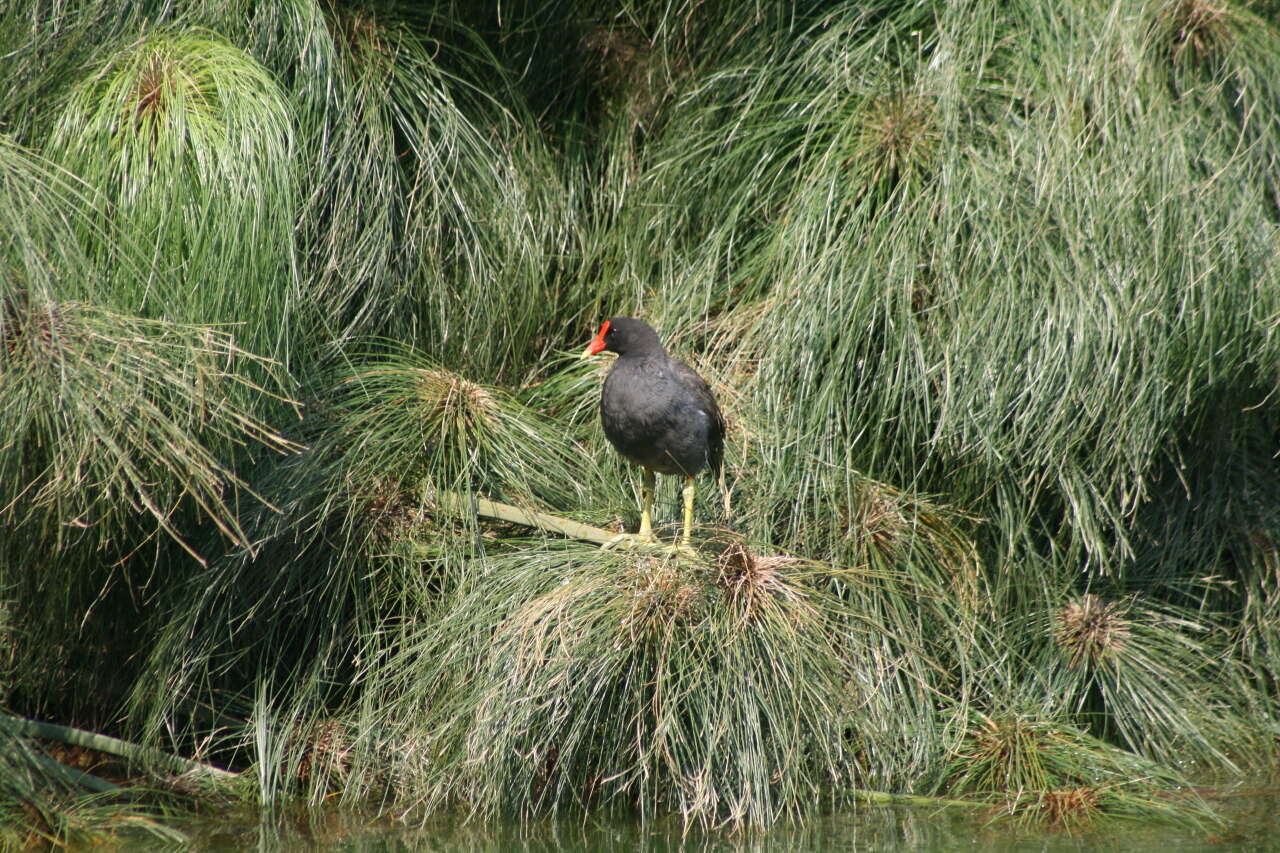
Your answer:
0,298 -> 297,557
44,28 -> 298,370
941,711 -> 1219,829
364,540 -> 930,827
128,346 -> 590,798
1045,593 -> 1259,770
3,0 -> 1280,834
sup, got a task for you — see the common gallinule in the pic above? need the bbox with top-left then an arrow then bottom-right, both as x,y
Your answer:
583,317 -> 724,549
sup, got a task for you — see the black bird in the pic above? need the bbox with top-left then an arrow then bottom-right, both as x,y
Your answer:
583,317 -> 724,548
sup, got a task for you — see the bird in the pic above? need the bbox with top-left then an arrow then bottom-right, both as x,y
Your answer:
583,317 -> 724,550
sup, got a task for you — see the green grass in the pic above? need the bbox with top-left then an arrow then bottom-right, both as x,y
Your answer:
939,710 -> 1219,829
44,28 -> 299,369
0,720 -> 189,849
363,542 -> 911,826
2,0 -> 1280,834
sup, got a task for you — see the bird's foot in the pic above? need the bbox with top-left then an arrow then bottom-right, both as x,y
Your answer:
600,532 -> 660,551
675,541 -> 699,558
600,533 -> 700,559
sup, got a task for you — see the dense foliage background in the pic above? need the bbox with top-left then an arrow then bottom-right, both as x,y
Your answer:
2,0 -> 1280,841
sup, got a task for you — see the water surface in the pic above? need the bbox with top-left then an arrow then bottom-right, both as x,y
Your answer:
173,796 -> 1279,852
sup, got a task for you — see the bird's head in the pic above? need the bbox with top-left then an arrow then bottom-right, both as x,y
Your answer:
582,317 -> 662,358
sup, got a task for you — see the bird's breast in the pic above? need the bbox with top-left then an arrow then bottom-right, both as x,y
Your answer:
600,359 -> 714,476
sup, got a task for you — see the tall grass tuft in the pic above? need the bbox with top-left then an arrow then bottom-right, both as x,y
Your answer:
1042,593 -> 1259,770
129,346 -> 589,790
326,346 -> 590,506
0,299 -> 296,557
940,711 -> 1218,829
43,28 -> 298,370
366,542 -> 934,827
0,298 -> 299,717
200,0 -> 579,376
0,134 -> 298,719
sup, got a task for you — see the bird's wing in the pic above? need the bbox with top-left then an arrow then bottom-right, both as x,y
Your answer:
672,359 -> 725,478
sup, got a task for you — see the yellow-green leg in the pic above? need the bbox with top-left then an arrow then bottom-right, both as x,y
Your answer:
601,468 -> 659,551
680,476 -> 696,548
638,468 -> 656,541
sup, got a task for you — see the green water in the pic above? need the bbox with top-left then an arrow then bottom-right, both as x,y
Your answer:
171,798 -> 1279,852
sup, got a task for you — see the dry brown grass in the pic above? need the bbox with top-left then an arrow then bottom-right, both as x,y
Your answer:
1157,0 -> 1234,65
1054,594 -> 1132,669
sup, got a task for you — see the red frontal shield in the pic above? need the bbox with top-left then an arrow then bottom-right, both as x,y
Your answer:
583,320 -> 610,356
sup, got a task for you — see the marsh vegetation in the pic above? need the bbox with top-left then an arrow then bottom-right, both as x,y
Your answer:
2,0 -> 1280,845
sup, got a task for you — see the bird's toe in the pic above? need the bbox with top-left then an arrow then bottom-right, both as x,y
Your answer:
600,531 -> 662,551
600,533 -> 630,551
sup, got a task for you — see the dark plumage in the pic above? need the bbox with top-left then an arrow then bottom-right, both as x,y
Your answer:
584,317 -> 724,547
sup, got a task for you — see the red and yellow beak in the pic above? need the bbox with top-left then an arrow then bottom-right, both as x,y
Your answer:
582,320 -> 610,357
